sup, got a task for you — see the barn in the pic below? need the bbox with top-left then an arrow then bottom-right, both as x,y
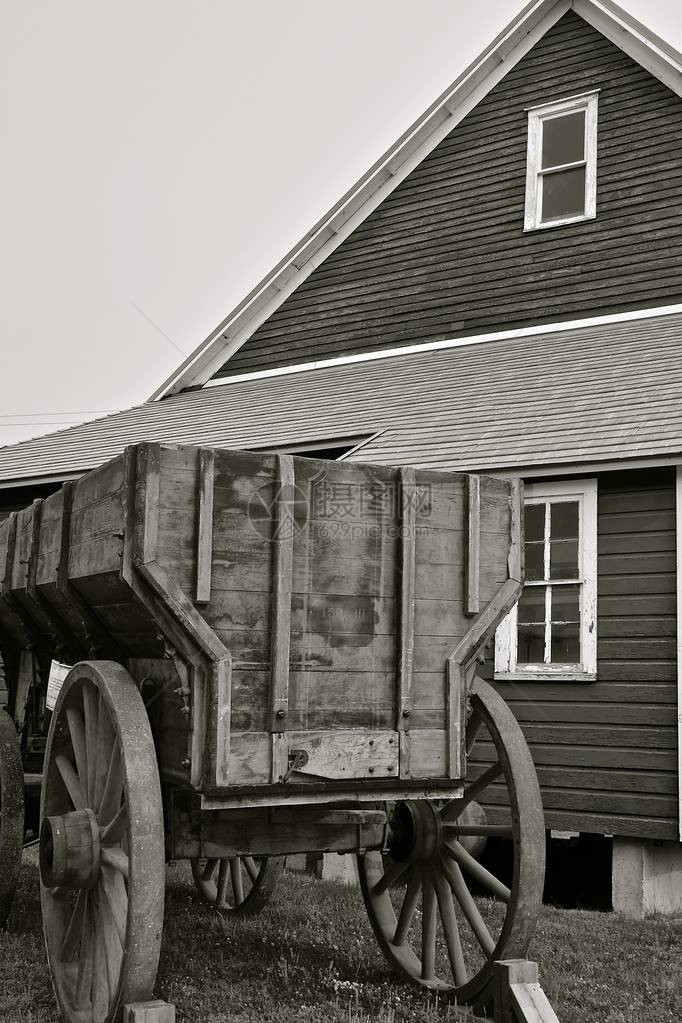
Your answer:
1,0 -> 681,914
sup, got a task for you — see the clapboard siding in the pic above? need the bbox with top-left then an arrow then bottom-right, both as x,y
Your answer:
216,11 -> 682,378
488,469 -> 679,840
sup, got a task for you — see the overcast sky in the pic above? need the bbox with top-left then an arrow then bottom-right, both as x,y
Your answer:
1,1 -> 680,446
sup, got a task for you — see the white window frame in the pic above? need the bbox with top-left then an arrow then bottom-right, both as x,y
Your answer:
524,91 -> 599,231
495,479 -> 598,681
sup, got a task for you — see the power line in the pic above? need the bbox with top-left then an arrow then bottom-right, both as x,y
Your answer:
0,411 -> 118,417
125,297 -> 187,357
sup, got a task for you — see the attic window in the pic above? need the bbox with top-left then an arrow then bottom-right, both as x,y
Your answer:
524,92 -> 598,231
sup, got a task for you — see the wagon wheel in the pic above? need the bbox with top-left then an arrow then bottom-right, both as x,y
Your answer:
0,705 -> 24,928
191,854 -> 284,914
358,676 -> 545,1009
39,661 -> 165,1023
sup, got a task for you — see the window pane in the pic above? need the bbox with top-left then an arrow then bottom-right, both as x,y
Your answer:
551,501 -> 579,540
541,166 -> 586,222
518,623 -> 545,664
518,586 -> 545,624
550,539 -> 579,579
525,503 -> 545,543
541,110 -> 585,168
552,584 -> 580,623
525,542 -> 544,581
551,623 -> 580,663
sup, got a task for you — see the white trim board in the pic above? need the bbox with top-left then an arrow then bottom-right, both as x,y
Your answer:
151,0 -> 682,400
203,304 -> 682,389
676,466 -> 682,841
495,477 -> 598,680
483,454 -> 682,479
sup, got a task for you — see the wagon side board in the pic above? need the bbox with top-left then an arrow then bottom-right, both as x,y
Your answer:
0,442 -> 523,805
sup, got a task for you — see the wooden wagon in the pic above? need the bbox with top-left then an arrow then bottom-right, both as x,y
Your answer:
0,442 -> 544,1021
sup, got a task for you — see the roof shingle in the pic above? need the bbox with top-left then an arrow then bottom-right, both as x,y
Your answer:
2,311 -> 681,484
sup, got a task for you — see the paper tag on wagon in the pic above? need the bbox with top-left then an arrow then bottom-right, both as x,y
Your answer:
46,661 -> 71,711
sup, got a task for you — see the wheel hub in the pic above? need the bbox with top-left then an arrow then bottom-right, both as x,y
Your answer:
39,808 -> 100,890
388,799 -> 444,863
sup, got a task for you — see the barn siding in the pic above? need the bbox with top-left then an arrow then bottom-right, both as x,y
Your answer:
216,11 -> 682,379
487,468 -> 679,840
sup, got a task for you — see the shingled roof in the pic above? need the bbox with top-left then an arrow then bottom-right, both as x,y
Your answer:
2,308 -> 682,486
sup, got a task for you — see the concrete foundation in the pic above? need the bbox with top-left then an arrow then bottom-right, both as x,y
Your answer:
321,852 -> 359,885
612,837 -> 682,917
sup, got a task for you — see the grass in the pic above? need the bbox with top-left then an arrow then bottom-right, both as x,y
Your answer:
1,855 -> 680,1022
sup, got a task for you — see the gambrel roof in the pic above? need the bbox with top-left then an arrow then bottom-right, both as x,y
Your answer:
151,0 -> 682,399
2,307 -> 682,486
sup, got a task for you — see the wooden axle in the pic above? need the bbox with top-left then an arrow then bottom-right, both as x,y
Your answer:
168,800 -> 389,860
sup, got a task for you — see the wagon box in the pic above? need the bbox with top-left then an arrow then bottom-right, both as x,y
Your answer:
0,443 -> 522,801
0,443 -> 546,1020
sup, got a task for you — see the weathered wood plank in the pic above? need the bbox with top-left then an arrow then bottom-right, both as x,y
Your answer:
269,454 -> 295,782
195,448 -> 215,603
285,729 -> 398,781
465,474 -> 480,616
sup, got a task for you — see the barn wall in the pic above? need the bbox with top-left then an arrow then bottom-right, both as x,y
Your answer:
216,11 -> 682,379
486,468 -> 679,840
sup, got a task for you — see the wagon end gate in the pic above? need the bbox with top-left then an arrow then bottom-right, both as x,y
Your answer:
113,443 -> 525,804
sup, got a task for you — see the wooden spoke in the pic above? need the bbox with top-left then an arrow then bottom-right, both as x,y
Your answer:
82,685 -> 99,807
432,866 -> 467,987
65,708 -> 88,796
202,859 -> 219,883
373,858 -> 408,896
441,762 -> 503,820
93,697 -> 115,811
465,706 -> 483,754
230,858 -> 244,906
55,753 -> 86,811
441,823 -> 513,838
74,907 -> 94,1009
441,856 -> 495,957
100,866 -> 127,947
97,886 -> 124,997
217,860 -> 230,906
190,855 -> 283,916
101,846 -> 129,880
243,856 -> 259,883
100,802 -> 127,846
41,662 -> 165,1023
393,868 -> 422,946
60,890 -> 87,962
444,842 -> 511,903
358,679 -> 545,1008
420,875 -> 437,981
98,744 -> 123,826
92,902 -> 110,1023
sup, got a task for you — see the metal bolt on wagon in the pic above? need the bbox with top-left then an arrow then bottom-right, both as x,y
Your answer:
0,442 -> 545,1021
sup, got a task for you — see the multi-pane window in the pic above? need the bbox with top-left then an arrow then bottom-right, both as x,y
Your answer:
524,92 -> 598,230
495,480 -> 597,679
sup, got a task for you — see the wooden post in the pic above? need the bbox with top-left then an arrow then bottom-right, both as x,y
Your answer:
493,960 -> 559,1023
270,454 -> 295,783
466,473 -> 480,615
123,1002 -> 175,1022
196,447 -> 215,604
397,465 -> 416,778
